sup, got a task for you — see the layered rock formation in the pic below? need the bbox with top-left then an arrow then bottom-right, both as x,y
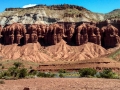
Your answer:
0,4 -> 104,26
0,21 -> 120,48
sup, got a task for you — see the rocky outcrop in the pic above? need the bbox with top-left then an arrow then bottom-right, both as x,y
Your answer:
0,21 -> 120,48
101,24 -> 120,48
0,4 -> 104,26
37,58 -> 120,71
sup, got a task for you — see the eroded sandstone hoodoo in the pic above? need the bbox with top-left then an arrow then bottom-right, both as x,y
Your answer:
0,21 -> 120,48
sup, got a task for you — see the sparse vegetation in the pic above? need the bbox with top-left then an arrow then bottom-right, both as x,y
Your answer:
79,68 -> 97,77
29,66 -> 32,69
29,70 -> 37,75
98,69 -> 119,79
58,69 -> 66,73
13,62 -> 23,68
78,68 -> 120,79
19,68 -> 28,78
0,60 -> 120,79
0,4 -> 104,22
37,72 -> 55,78
0,62 -> 28,79
2,66 -> 4,69
0,59 -> 39,70
105,9 -> 120,20
59,73 -> 64,78
0,63 -> 2,66
108,48 -> 120,60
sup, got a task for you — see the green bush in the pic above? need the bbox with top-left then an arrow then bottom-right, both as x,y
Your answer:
29,70 -> 37,75
37,72 -> 55,78
59,73 -> 64,78
18,68 -> 28,78
2,67 -> 28,79
0,62 -> 29,79
79,68 -> 97,77
95,72 -> 101,78
13,62 -> 23,68
58,69 -> 66,73
99,69 -> 118,79
8,67 -> 19,77
26,75 -> 36,79
0,74 -> 2,79
2,66 -> 4,69
0,71 -> 4,79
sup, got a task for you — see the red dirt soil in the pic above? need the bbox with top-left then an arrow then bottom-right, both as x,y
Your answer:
0,40 -> 108,62
0,78 -> 120,90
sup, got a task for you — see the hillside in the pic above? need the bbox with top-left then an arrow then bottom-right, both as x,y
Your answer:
0,40 -> 108,62
1,4 -> 120,26
104,9 -> 120,20
0,4 -> 104,26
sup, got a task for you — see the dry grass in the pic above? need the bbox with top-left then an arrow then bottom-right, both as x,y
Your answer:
0,59 -> 39,69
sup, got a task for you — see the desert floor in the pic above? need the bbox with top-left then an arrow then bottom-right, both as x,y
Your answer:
0,78 -> 120,90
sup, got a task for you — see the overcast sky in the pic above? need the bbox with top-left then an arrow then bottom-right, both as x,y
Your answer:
0,0 -> 120,13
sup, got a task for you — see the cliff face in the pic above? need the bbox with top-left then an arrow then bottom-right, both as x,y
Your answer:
0,4 -> 105,26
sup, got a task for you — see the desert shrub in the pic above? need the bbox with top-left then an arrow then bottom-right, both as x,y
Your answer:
58,69 -> 66,73
95,72 -> 101,78
0,73 -> 2,79
29,70 -> 37,75
0,63 -> 2,66
79,68 -> 97,77
18,68 -> 28,78
26,75 -> 36,79
37,72 -> 55,77
2,66 -> 4,69
29,66 -> 32,69
8,67 -> 19,77
0,80 -> 5,84
59,73 -> 64,78
0,75 -> 2,79
3,76 -> 18,80
50,73 -> 55,77
99,69 -> 118,79
2,67 -> 28,79
13,62 -> 23,68
0,62 -> 29,79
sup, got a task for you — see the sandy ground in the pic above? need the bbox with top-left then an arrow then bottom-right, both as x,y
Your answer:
0,78 -> 120,90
